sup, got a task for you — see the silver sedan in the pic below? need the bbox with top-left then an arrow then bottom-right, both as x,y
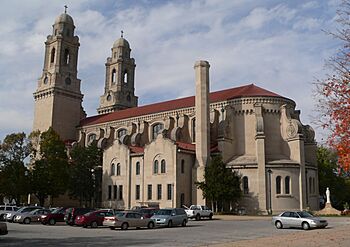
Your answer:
104,211 -> 155,230
14,209 -> 51,224
272,211 -> 328,230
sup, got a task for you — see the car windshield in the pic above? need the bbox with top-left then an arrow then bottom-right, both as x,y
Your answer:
51,208 -> 63,214
115,212 -> 127,217
154,209 -> 172,216
297,211 -> 314,218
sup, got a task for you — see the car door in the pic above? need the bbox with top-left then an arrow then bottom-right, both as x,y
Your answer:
279,212 -> 292,227
126,213 -> 137,227
289,212 -> 301,228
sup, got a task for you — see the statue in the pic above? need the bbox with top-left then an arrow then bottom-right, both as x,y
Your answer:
326,187 -> 330,204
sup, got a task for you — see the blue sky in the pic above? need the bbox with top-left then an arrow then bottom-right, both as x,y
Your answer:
0,0 -> 342,142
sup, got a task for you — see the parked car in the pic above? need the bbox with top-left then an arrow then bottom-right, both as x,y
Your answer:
0,205 -> 19,221
75,209 -> 114,228
151,208 -> 188,227
64,208 -> 94,226
13,208 -> 51,224
272,211 -> 328,230
0,222 -> 8,235
104,211 -> 155,230
5,206 -> 43,222
135,207 -> 158,218
183,205 -> 213,220
41,207 -> 68,225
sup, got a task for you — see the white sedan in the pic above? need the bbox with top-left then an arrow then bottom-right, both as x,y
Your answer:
272,211 -> 328,230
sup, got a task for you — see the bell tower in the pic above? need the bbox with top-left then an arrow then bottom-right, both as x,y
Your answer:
33,9 -> 85,141
97,32 -> 138,114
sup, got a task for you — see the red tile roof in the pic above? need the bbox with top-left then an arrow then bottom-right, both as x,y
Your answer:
129,146 -> 144,154
80,84 -> 284,126
176,142 -> 195,151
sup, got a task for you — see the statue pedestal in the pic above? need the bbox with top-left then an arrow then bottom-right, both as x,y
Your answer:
316,203 -> 341,215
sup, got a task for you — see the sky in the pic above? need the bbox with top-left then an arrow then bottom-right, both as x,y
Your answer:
0,0 -> 342,143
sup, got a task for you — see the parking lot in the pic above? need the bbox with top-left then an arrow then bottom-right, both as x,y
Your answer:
1,216 -> 350,247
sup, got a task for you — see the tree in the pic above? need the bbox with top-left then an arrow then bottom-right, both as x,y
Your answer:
316,0 -> 350,171
317,146 -> 350,210
196,155 -> 242,212
69,142 -> 102,207
30,128 -> 69,206
0,132 -> 31,205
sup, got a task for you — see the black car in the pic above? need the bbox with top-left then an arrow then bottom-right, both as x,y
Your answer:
64,208 -> 94,226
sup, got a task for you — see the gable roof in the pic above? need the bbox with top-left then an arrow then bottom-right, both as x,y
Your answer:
80,84 -> 284,127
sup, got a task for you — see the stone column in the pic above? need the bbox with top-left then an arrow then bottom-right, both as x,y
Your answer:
254,103 -> 267,213
194,60 -> 210,205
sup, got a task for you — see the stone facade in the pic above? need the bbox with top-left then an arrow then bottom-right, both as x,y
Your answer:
33,12 -> 318,214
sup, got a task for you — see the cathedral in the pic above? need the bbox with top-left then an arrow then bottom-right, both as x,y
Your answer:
33,11 -> 319,214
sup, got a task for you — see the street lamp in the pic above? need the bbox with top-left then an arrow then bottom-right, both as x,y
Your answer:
267,169 -> 272,215
24,170 -> 31,205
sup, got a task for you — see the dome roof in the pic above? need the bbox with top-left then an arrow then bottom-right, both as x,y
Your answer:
55,13 -> 74,25
113,37 -> 130,48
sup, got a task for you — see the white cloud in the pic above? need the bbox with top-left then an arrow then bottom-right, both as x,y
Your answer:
0,0 -> 341,143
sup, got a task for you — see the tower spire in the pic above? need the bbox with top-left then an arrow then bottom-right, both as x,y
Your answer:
121,30 -> 124,38
64,5 -> 68,14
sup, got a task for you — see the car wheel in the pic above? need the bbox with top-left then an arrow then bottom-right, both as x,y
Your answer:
49,219 -> 56,225
24,218 -> 31,224
275,221 -> 283,229
147,221 -> 155,229
121,222 -> 129,230
181,219 -> 187,227
195,214 -> 201,221
209,213 -> 213,220
302,222 -> 310,230
91,221 -> 98,228
167,220 -> 173,228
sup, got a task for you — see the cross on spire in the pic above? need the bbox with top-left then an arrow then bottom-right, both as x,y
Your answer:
121,30 -> 124,38
64,5 -> 68,14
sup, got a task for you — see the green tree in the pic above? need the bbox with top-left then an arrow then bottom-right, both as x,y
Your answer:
317,146 -> 350,210
30,128 -> 69,206
0,132 -> 31,205
196,155 -> 242,212
69,142 -> 102,207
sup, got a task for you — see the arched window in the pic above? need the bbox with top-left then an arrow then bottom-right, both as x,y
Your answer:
87,134 -> 96,144
285,176 -> 290,194
50,48 -> 55,63
192,118 -> 196,142
243,176 -> 249,194
111,163 -> 115,176
161,159 -> 166,173
153,160 -> 159,174
113,52 -> 117,59
276,176 -> 281,194
111,68 -> 116,83
152,123 -> 164,140
136,161 -> 140,175
116,163 -> 121,176
181,159 -> 185,174
123,71 -> 128,83
66,29 -> 70,37
117,129 -> 127,139
64,49 -> 70,65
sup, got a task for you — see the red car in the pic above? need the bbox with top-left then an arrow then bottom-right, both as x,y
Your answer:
41,207 -> 68,225
75,210 -> 114,228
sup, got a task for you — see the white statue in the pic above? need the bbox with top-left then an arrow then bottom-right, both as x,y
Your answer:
326,187 -> 331,204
